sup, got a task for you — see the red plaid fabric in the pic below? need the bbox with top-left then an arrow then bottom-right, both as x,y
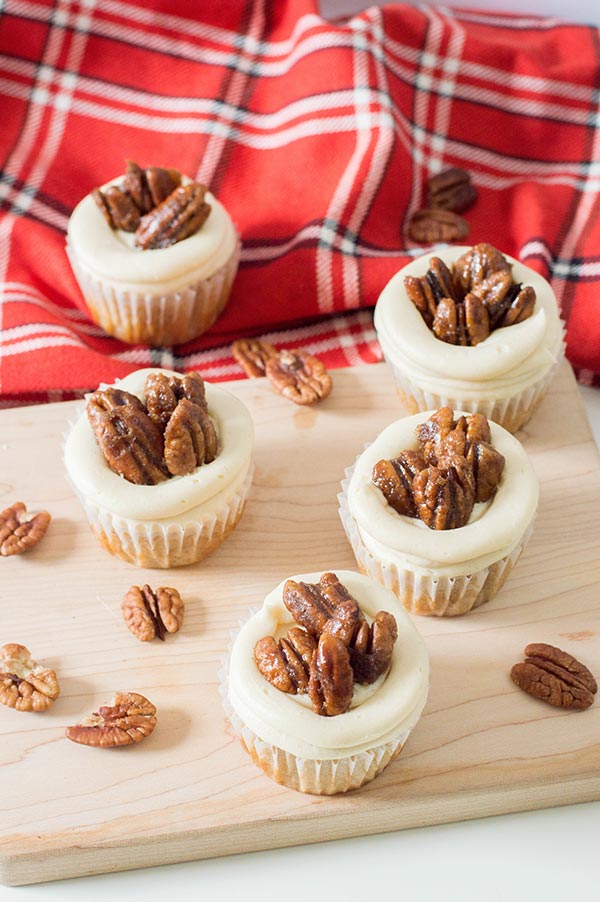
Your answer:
1,0 -> 600,406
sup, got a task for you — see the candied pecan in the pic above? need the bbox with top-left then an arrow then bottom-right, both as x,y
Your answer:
404,275 -> 436,326
145,371 -> 208,433
413,464 -> 474,530
231,338 -> 278,378
371,451 -> 426,517
427,167 -> 477,214
135,183 -> 211,249
87,389 -> 168,485
144,165 -> 182,207
282,578 -> 337,637
163,398 -> 218,476
503,285 -> 536,327
318,571 -> 361,610
308,633 -> 354,716
254,628 -> 317,695
265,349 -> 332,406
417,407 -> 455,464
350,611 -> 398,685
511,644 -> 597,710
407,208 -> 469,244
93,185 -> 140,232
119,160 -> 182,215
427,257 -> 460,302
322,599 -> 363,647
454,243 -> 511,295
0,643 -> 60,712
466,440 -> 505,502
432,297 -> 460,344
65,692 -> 157,747
464,292 -> 490,345
121,585 -> 184,642
466,412 -> 491,445
0,501 -> 51,556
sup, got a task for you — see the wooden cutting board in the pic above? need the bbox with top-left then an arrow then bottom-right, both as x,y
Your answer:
1,360 -> 599,886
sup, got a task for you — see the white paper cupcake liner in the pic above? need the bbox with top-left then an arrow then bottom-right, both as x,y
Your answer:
218,635 -> 417,796
380,337 -> 565,434
71,464 -> 254,569
338,463 -> 535,617
66,238 -> 241,346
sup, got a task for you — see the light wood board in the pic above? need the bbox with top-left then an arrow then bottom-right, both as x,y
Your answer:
0,360 -> 599,886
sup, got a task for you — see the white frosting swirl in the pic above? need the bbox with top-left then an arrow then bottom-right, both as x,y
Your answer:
67,178 -> 238,292
64,368 -> 254,522
347,412 -> 539,578
374,247 -> 564,399
227,570 -> 430,760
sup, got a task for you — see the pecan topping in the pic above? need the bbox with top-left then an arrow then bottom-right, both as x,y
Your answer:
412,463 -> 474,530
371,451 -> 427,517
283,576 -> 338,637
145,371 -> 207,432
164,397 -> 217,475
511,644 -> 597,710
350,611 -> 398,685
65,692 -> 157,747
0,643 -> 60,712
0,502 -> 51,556
231,338 -> 278,378
135,183 -> 211,250
427,168 -> 477,214
309,634 -> 354,717
93,160 -> 182,231
405,244 -> 535,346
265,349 -> 332,406
121,585 -> 184,642
407,208 -> 470,244
93,186 -> 140,232
254,628 -> 317,694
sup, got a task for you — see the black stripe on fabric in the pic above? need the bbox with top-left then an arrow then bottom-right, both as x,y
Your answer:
0,173 -> 71,217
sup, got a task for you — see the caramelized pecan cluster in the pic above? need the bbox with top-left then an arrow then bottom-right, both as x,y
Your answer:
253,573 -> 398,717
87,371 -> 218,485
93,160 -> 211,249
404,243 -> 536,346
372,408 -> 505,530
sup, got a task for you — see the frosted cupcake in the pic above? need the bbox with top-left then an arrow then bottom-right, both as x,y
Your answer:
64,367 -> 254,568
339,408 -> 538,616
66,161 -> 240,346
225,570 -> 429,795
374,244 -> 565,432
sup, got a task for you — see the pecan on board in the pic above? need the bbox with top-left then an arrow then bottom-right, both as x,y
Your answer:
0,502 -> 51,556
121,585 -> 184,642
427,167 -> 478,214
407,208 -> 470,244
135,183 -> 211,249
231,338 -> 278,378
65,692 -> 157,747
254,628 -> 317,694
0,643 -> 60,712
265,349 -> 332,406
511,644 -> 597,710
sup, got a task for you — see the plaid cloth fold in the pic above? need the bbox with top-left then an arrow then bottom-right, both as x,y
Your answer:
1,0 -> 599,406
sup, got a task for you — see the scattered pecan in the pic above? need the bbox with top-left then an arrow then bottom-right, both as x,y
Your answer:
121,585 -> 184,642
0,502 -> 51,556
511,644 -> 597,710
308,633 -> 354,717
265,349 -> 332,406
65,692 -> 157,747
163,397 -> 218,475
407,208 -> 470,244
135,183 -> 211,250
427,168 -> 477,214
371,451 -> 426,517
254,628 -> 317,694
350,611 -> 398,685
231,338 -> 278,378
0,643 -> 60,712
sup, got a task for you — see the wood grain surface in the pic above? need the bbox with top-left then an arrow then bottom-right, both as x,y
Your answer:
0,360 -> 599,886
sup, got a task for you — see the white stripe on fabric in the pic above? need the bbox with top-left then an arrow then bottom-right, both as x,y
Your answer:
429,12 -> 466,174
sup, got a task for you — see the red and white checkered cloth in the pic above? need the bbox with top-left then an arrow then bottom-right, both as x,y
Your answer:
1,0 -> 600,407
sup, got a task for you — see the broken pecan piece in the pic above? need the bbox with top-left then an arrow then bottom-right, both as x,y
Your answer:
231,338 -> 278,378
308,633 -> 354,716
350,611 -> 398,685
135,183 -> 211,249
265,349 -> 332,405
65,692 -> 158,747
254,628 -> 317,694
407,208 -> 470,244
0,643 -> 60,712
0,502 -> 51,556
511,644 -> 597,710
121,585 -> 184,642
427,168 -> 477,214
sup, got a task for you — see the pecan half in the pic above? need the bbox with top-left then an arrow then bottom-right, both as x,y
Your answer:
427,168 -> 477,214
350,611 -> 398,685
163,397 -> 218,475
0,502 -> 51,556
282,577 -> 338,637
135,183 -> 211,249
371,451 -> 427,517
464,293 -> 490,345
145,371 -> 207,433
466,440 -> 505,502
308,633 -> 354,716
265,349 -> 332,405
231,338 -> 278,378
254,628 -> 317,694
503,285 -> 536,327
93,186 -> 140,232
65,692 -> 158,747
121,585 -> 184,642
94,161 -> 183,229
454,243 -> 512,295
511,644 -> 597,710
407,208 -> 470,244
417,407 -> 455,464
0,643 -> 60,712
413,463 -> 475,530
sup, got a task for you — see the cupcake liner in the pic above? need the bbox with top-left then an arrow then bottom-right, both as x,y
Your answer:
379,337 -> 565,434
218,638 -> 417,796
66,238 -> 241,346
71,464 -> 254,569
338,463 -> 535,617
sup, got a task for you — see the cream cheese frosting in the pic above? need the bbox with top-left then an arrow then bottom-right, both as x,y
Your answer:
227,570 -> 430,760
67,178 -> 238,293
347,412 -> 539,578
64,368 -> 254,522
374,247 -> 564,400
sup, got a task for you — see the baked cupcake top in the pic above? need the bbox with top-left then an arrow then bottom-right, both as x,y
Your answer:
227,570 -> 429,760
67,162 -> 238,292
374,245 -> 564,398
64,368 -> 253,521
347,410 -> 538,577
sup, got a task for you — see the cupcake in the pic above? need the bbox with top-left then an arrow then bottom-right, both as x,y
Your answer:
64,367 -> 254,568
225,570 -> 429,795
339,408 -> 538,616
374,243 -> 565,432
66,161 -> 240,346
